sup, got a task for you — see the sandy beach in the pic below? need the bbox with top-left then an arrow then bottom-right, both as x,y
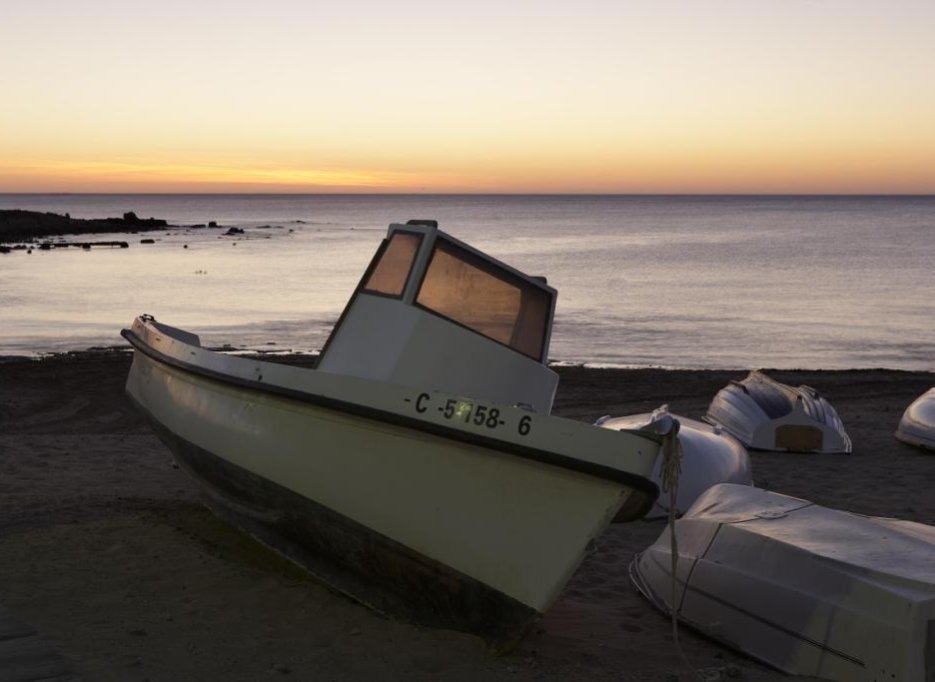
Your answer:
1,351 -> 933,681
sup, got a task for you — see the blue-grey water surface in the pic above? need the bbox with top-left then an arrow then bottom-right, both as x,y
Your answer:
1,194 -> 932,370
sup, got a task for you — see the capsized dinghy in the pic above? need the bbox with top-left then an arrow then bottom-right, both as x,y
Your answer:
597,408 -> 752,518
704,370 -> 851,453
896,387 -> 935,451
122,220 -> 665,649
631,483 -> 935,682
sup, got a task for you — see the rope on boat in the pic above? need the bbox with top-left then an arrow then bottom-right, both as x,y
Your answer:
660,419 -> 704,681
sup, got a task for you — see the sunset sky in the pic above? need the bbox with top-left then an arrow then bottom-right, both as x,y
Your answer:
2,1 -> 934,193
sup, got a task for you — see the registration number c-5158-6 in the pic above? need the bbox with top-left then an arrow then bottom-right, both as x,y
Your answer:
410,392 -> 532,437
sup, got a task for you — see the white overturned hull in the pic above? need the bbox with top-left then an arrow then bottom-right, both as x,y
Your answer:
631,484 -> 935,681
705,370 -> 851,453
597,411 -> 752,518
896,388 -> 935,451
123,317 -> 661,649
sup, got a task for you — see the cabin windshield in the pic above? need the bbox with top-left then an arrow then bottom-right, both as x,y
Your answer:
362,231 -> 423,297
415,238 -> 552,361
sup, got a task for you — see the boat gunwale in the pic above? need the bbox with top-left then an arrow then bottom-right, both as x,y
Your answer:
894,428 -> 935,451
121,326 -> 661,497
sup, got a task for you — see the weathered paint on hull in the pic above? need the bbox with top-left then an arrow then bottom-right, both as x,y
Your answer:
140,408 -> 536,649
125,346 -> 651,648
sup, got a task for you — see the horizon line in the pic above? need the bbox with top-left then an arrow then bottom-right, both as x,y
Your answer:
2,192 -> 935,198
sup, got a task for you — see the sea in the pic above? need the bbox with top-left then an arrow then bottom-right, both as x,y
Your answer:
1,194 -> 933,371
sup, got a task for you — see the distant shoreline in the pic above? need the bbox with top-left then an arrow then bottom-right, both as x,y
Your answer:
0,209 -> 174,243
3,345 -> 932,381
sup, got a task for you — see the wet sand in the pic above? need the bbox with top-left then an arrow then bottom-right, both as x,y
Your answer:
1,351 -> 933,681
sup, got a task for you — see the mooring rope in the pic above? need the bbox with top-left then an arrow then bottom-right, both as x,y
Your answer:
659,418 -> 704,681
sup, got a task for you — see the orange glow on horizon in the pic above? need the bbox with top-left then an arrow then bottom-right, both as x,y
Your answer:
3,139 -> 932,195
0,159 -> 441,193
2,1 -> 934,194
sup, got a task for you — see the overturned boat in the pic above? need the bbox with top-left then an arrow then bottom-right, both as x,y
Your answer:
122,220 -> 664,649
895,387 -> 935,451
597,408 -> 752,518
631,483 -> 935,682
705,370 -> 851,453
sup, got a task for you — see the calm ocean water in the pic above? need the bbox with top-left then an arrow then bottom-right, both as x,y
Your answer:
1,194 -> 933,371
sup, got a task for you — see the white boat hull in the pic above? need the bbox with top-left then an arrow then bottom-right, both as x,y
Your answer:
631,484 -> 935,681
123,317 -> 661,648
705,370 -> 851,454
896,387 -> 935,451
597,412 -> 752,518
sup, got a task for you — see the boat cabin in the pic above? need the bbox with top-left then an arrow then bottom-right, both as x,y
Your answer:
317,221 -> 559,414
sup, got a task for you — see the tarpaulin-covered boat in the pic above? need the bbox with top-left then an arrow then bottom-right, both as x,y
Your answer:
631,483 -> 935,681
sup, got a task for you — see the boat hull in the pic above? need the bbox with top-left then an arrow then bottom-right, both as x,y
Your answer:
123,318 -> 660,648
598,413 -> 752,518
705,371 -> 851,454
137,405 -> 536,646
895,388 -> 935,451
631,484 -> 935,681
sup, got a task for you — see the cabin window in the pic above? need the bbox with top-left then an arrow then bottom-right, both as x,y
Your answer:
416,239 -> 552,361
362,232 -> 422,297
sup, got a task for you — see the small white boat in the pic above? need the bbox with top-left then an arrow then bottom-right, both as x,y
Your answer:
597,408 -> 752,518
704,370 -> 851,453
895,387 -> 935,451
122,220 -> 665,649
631,483 -> 935,682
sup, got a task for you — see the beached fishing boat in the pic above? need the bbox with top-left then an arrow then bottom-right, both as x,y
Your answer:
704,370 -> 851,453
631,483 -> 935,681
597,408 -> 752,517
122,220 -> 664,649
896,387 -> 935,451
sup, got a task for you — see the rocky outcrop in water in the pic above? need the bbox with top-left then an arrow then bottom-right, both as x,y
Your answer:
0,209 -> 170,243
